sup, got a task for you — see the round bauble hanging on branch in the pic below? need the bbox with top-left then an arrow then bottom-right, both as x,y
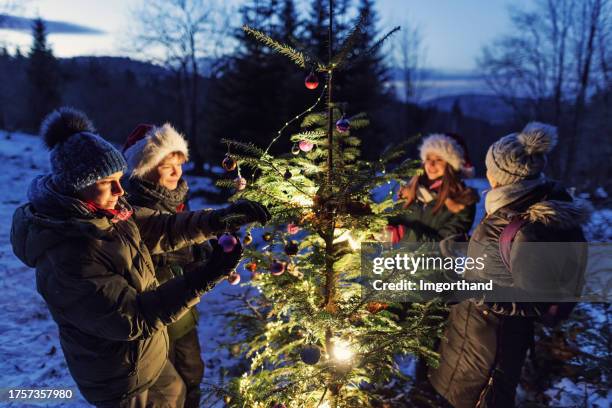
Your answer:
300,345 -> 321,365
284,240 -> 299,256
219,233 -> 238,253
233,176 -> 247,191
298,140 -> 314,152
287,223 -> 300,235
291,144 -> 301,155
243,232 -> 253,246
304,71 -> 319,90
283,169 -> 292,180
262,232 -> 273,242
270,260 -> 286,276
227,270 -> 241,285
336,117 -> 350,133
222,154 -> 237,171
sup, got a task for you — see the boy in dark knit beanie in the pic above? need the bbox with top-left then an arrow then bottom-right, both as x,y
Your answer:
11,107 -> 271,407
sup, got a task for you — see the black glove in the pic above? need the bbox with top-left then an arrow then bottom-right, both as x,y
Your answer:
184,237 -> 243,292
209,199 -> 271,232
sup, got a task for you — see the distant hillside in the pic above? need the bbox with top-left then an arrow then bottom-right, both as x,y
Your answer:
424,94 -> 530,125
61,56 -> 171,78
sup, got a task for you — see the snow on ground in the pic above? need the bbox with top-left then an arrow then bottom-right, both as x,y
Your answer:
0,130 -> 609,407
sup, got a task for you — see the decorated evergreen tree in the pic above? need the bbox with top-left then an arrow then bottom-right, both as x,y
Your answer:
215,2 -> 445,406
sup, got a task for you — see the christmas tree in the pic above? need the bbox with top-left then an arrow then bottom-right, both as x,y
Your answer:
216,2 -> 445,406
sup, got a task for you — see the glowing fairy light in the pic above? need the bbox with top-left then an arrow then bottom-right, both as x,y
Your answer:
333,229 -> 361,251
331,339 -> 354,362
291,195 -> 314,207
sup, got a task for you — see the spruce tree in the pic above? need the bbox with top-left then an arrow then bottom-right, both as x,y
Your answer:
214,2 -> 444,406
27,18 -> 61,129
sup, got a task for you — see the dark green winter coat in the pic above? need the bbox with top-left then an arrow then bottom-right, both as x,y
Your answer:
10,175 -> 216,404
429,181 -> 589,408
389,179 -> 477,242
124,177 -> 202,341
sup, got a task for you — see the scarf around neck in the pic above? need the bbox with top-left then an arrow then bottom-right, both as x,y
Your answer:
126,177 -> 189,213
485,175 -> 547,215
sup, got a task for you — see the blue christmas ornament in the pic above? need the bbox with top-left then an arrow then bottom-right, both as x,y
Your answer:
336,117 -> 350,133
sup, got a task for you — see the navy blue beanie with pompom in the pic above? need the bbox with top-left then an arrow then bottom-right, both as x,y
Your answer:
40,107 -> 127,193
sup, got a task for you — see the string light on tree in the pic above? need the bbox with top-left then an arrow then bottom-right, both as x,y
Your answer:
331,338 -> 354,362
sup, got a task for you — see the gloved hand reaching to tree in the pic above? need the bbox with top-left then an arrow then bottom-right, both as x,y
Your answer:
184,236 -> 243,293
208,199 -> 271,232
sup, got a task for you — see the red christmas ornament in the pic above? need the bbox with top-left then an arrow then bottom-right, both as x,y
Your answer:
298,140 -> 314,152
222,154 -> 237,171
234,176 -> 247,191
304,72 -> 319,90
287,223 -> 300,235
219,233 -> 238,253
245,262 -> 257,272
228,270 -> 241,285
270,260 -> 286,276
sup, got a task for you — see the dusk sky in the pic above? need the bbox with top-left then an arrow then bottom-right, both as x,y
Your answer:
1,0 -> 531,72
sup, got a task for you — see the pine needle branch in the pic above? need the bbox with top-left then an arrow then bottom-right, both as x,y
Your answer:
243,25 -> 307,68
343,26 -> 401,70
332,10 -> 369,70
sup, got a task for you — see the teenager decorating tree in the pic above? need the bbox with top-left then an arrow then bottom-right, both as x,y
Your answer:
10,107 -> 270,407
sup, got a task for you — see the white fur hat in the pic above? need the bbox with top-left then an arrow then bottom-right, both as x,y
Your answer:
123,123 -> 189,178
419,133 -> 465,171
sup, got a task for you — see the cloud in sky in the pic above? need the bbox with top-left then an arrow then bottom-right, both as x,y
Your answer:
0,14 -> 105,35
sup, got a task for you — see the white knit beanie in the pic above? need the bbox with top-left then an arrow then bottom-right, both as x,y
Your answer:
123,123 -> 189,178
419,133 -> 465,171
485,122 -> 558,186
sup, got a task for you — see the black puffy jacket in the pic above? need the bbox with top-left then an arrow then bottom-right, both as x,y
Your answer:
429,181 -> 589,408
11,175 -> 215,403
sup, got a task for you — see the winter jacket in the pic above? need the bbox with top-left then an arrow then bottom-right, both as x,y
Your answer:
429,180 -> 589,408
10,175 -> 216,403
124,177 -> 202,341
388,182 -> 477,242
